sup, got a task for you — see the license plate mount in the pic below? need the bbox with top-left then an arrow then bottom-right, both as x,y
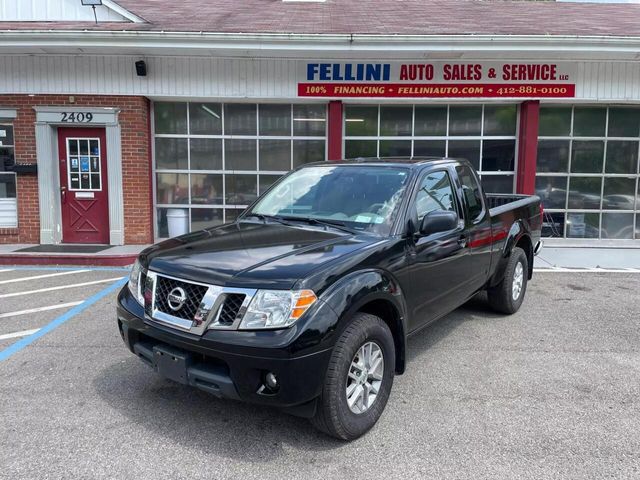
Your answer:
153,345 -> 192,384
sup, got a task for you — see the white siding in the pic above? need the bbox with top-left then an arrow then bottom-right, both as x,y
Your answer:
0,55 -> 639,102
0,0 -> 129,22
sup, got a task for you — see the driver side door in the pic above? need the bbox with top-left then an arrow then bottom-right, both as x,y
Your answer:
404,168 -> 472,331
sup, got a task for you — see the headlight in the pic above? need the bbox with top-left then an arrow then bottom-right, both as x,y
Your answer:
128,259 -> 145,305
239,289 -> 317,330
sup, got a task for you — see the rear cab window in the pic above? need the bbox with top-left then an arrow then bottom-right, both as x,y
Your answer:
455,165 -> 485,222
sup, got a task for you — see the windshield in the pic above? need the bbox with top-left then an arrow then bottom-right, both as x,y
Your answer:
244,165 -> 410,235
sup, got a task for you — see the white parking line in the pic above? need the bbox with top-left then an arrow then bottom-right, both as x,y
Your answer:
534,267 -> 640,273
0,269 -> 15,273
0,269 -> 89,285
0,302 -> 83,319
0,277 -> 125,299
0,329 -> 40,341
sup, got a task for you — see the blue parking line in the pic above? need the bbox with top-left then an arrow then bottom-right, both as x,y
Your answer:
0,277 -> 128,362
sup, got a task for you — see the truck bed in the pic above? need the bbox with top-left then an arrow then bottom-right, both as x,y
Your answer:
486,193 -> 540,217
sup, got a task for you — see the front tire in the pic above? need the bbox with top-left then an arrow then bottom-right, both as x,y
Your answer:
487,246 -> 529,314
311,312 -> 395,440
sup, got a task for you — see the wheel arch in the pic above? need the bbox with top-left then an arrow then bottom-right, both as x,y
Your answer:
319,269 -> 408,375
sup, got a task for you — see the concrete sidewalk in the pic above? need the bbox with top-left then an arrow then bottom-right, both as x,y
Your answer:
0,244 -> 148,266
535,243 -> 640,270
1,241 -> 639,270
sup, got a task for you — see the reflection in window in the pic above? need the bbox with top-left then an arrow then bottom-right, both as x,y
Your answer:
449,140 -> 480,170
260,140 -> 291,171
573,107 -> 606,137
293,140 -> 325,167
539,107 -> 571,136
571,141 -> 604,174
154,103 -> 187,134
414,171 -> 456,221
189,103 -> 222,135
293,105 -> 326,136
155,138 -> 187,170
414,107 -> 447,136
380,106 -> 412,136
224,104 -> 257,136
449,106 -> 482,136
190,139 -> 222,170
568,177 -> 602,209
153,102 -> 326,237
535,176 -> 568,210
537,106 -> 640,239
605,141 -> 638,174
225,139 -> 257,171
537,140 -> 570,173
566,213 -> 600,239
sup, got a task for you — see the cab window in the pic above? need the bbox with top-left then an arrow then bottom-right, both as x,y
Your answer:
455,165 -> 484,222
414,170 -> 456,222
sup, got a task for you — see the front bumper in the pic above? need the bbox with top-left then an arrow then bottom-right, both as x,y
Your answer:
116,286 -> 334,416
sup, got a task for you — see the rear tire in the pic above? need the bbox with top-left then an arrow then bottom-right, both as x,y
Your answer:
487,246 -> 528,314
311,312 -> 395,440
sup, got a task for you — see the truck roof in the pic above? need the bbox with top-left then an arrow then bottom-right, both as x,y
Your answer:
311,157 -> 464,169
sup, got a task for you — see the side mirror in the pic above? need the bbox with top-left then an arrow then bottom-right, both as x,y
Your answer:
419,210 -> 458,236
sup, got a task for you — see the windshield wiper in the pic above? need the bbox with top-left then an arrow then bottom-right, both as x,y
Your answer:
278,216 -> 358,234
243,213 -> 295,227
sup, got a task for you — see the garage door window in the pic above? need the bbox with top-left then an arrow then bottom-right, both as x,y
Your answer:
344,104 -> 517,193
536,106 -> 640,239
153,102 -> 327,238
0,123 -> 17,228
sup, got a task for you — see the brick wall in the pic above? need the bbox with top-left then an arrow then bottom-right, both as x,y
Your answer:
0,94 -> 152,245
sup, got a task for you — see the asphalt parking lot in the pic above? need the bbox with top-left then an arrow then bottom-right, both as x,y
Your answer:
1,268 -> 639,479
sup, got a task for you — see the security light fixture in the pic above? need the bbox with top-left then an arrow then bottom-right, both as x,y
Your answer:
81,0 -> 102,24
135,60 -> 147,77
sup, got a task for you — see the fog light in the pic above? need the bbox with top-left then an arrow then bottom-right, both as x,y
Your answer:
265,372 -> 278,390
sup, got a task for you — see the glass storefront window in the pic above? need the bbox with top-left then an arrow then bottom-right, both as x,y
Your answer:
259,104 -> 290,136
153,102 -> 326,237
537,106 -> 640,239
605,141 -> 638,174
571,141 -> 604,173
345,106 -> 378,136
539,107 -> 571,137
414,107 -> 447,136
224,104 -> 257,136
449,106 -> 482,136
483,105 -> 517,136
154,103 -> 187,134
293,140 -> 325,167
537,140 -> 570,173
0,123 -> 17,228
189,103 -> 222,135
293,104 -> 326,136
379,106 -> 412,136
573,107 -> 606,137
343,104 -> 516,192
155,138 -> 187,170
190,139 -> 222,170
608,108 -> 640,138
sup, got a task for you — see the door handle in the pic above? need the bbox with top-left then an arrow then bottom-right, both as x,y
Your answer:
458,236 -> 468,248
60,186 -> 67,204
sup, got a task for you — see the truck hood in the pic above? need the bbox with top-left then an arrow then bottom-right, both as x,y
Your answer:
141,222 -> 377,289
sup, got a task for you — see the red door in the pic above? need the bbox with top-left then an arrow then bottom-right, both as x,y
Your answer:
58,128 -> 110,244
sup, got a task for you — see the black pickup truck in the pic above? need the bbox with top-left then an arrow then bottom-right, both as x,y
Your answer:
117,158 -> 542,440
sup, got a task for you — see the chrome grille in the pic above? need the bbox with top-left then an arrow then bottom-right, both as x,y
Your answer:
218,294 -> 246,325
154,276 -> 208,321
144,270 -> 257,334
